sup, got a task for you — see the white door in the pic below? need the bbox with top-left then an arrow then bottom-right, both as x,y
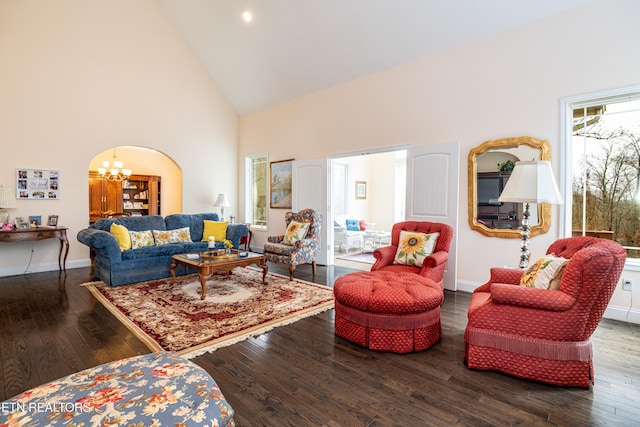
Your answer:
406,141 -> 459,291
292,159 -> 329,265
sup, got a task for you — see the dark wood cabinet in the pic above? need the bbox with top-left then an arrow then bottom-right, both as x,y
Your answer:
122,175 -> 161,217
476,172 -> 520,230
88,173 -> 161,222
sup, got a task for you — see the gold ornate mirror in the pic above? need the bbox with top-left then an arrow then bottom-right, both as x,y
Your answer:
468,136 -> 551,238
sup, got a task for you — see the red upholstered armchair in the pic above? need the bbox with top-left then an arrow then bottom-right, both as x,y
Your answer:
464,237 -> 626,387
371,221 -> 454,289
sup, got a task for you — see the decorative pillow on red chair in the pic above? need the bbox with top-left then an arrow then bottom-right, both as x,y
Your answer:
519,255 -> 568,290
393,230 -> 439,267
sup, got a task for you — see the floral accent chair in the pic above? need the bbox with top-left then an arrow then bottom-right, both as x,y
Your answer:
464,237 -> 626,387
0,351 -> 235,426
264,208 -> 323,280
370,221 -> 454,289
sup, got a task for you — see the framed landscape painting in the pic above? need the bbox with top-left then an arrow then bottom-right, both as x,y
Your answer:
270,159 -> 294,209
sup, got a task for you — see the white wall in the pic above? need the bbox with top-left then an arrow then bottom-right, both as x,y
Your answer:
0,0 -> 238,276
238,0 -> 640,320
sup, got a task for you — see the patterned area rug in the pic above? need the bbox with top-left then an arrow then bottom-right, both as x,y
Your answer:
336,251 -> 376,264
83,267 -> 334,359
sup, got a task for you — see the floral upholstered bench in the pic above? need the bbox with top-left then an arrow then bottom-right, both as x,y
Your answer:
0,351 -> 235,426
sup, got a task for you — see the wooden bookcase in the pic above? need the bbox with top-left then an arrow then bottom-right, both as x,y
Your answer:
88,172 -> 161,222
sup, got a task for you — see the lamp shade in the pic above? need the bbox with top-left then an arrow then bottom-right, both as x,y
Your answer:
499,160 -> 563,205
213,193 -> 231,207
0,186 -> 18,209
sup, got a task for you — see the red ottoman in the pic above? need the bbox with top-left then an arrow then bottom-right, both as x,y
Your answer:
333,271 -> 444,353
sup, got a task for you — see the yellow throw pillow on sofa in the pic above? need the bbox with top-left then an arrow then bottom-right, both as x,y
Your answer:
110,223 -> 132,251
202,220 -> 228,242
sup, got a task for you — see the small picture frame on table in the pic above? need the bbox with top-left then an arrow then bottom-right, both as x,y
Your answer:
29,215 -> 41,227
47,215 -> 59,227
15,217 -> 30,230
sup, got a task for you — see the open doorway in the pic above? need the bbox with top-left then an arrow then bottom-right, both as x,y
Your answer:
88,146 -> 182,222
331,149 -> 407,270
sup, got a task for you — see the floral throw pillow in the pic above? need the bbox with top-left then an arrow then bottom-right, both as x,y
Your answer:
153,227 -> 192,246
519,255 -> 568,290
283,221 -> 310,245
129,230 -> 155,249
393,230 -> 439,268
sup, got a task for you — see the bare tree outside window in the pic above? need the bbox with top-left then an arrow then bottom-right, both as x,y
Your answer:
572,99 -> 640,258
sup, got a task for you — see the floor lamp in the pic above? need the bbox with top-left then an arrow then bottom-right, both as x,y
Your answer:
498,160 -> 563,269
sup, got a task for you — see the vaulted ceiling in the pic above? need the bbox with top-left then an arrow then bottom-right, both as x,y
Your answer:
156,0 -> 592,115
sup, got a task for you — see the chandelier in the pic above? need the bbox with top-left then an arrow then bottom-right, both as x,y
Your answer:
98,148 -> 132,182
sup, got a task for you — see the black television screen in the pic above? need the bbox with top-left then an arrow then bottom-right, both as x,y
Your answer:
477,176 -> 501,204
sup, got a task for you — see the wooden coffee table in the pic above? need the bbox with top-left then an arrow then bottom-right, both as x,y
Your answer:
170,251 -> 268,299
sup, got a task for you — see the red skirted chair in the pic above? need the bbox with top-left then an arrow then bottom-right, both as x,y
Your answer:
334,271 -> 444,353
464,237 -> 626,387
371,221 -> 454,289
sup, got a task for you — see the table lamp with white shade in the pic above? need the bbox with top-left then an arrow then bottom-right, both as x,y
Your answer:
0,186 -> 18,224
214,193 -> 231,221
498,160 -> 564,269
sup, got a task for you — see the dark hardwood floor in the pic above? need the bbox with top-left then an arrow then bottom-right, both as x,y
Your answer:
1,264 -> 640,426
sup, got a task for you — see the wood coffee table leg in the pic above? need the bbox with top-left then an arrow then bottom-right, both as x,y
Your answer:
199,271 -> 213,300
261,262 -> 268,283
170,260 -> 177,283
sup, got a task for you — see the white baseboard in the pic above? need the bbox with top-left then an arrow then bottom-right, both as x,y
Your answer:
0,259 -> 91,277
455,280 -> 640,325
603,305 -> 640,325
456,280 -> 479,294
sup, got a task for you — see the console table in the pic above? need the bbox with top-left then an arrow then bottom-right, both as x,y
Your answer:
0,226 -> 69,272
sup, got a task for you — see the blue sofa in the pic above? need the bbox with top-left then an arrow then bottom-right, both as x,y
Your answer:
77,213 -> 248,286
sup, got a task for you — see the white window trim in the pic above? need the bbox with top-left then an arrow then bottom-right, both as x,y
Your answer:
244,152 -> 268,231
560,84 -> 640,267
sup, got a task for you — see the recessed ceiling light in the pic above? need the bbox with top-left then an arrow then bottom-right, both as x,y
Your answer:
242,10 -> 253,23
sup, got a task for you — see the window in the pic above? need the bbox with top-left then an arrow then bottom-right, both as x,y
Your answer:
562,86 -> 640,259
245,153 -> 268,229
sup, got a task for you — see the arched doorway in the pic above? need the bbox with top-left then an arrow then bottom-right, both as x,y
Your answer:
88,146 -> 182,222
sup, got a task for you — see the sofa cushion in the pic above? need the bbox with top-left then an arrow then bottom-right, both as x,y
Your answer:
130,230 -> 155,249
110,223 -> 132,251
346,219 -> 360,231
283,221 -> 310,245
393,230 -> 439,268
202,220 -> 228,242
165,213 -> 220,242
121,243 -> 186,260
152,227 -> 192,245
520,255 -> 568,290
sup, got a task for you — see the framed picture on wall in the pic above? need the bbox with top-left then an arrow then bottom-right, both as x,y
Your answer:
355,181 -> 367,199
16,169 -> 60,199
270,159 -> 294,209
